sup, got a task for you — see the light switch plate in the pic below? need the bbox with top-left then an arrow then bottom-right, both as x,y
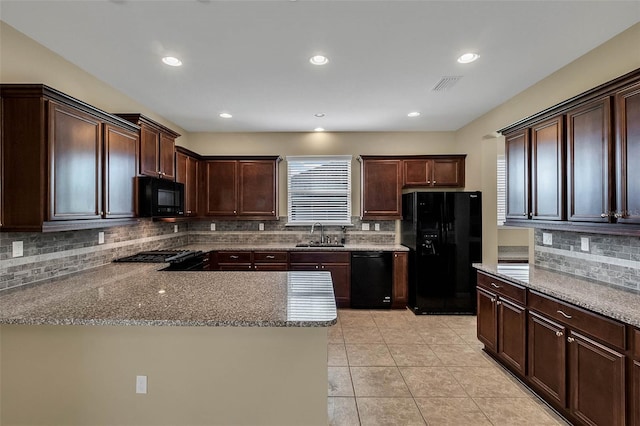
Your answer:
12,241 -> 24,258
581,237 -> 590,252
174,225 -> 178,233
362,223 -> 370,231
98,232 -> 105,245
210,223 -> 216,231
543,232 -> 553,245
374,223 -> 380,231
259,223 -> 264,231
136,375 -> 147,394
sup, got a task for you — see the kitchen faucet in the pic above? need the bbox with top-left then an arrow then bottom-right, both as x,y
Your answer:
310,222 -> 324,244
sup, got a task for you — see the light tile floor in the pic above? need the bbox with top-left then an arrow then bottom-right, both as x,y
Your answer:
328,308 -> 569,426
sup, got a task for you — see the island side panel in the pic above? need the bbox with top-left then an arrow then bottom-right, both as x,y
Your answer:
1,325 -> 328,426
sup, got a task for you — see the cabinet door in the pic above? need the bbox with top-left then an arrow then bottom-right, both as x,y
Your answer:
103,124 -> 137,218
238,160 -> 276,218
531,116 -> 564,220
568,331 -> 625,426
159,133 -> 175,180
567,98 -> 612,222
505,129 -> 530,220
403,159 -> 431,186
48,102 -> 102,220
432,158 -> 464,187
634,360 -> 640,426
322,262 -> 351,309
139,125 -> 159,177
615,82 -> 640,224
362,159 -> 402,219
476,287 -> 497,352
497,298 -> 526,375
186,156 -> 199,216
392,252 -> 408,309
204,160 -> 237,216
528,312 -> 566,407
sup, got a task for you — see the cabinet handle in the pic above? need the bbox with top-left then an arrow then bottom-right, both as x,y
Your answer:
100,211 -> 104,216
266,255 -> 275,259
557,310 -> 572,319
490,298 -> 496,303
567,337 -> 575,343
315,265 -> 319,269
614,212 -> 623,219
364,210 -> 368,213
490,282 -> 501,289
427,180 -> 431,184
523,213 -> 528,217
433,181 -> 436,184
230,255 -> 239,259
555,331 -> 563,337
496,300 -> 502,306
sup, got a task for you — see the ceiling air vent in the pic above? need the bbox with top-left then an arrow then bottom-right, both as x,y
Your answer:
431,76 -> 462,92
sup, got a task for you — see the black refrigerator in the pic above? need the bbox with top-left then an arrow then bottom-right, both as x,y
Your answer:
401,191 -> 482,314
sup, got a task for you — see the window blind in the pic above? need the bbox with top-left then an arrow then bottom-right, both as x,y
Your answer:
287,155 -> 352,225
497,154 -> 506,225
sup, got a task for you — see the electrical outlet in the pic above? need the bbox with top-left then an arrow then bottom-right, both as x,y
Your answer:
210,223 -> 216,231
543,232 -> 553,245
98,232 -> 105,244
581,237 -> 590,252
362,223 -> 370,231
174,225 -> 178,233
259,223 -> 264,231
12,241 -> 24,258
136,375 -> 147,394
374,223 -> 380,231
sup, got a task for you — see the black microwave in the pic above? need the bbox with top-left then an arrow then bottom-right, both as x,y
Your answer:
137,176 -> 185,217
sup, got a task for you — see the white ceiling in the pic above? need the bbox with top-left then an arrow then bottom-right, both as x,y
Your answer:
1,1 -> 639,133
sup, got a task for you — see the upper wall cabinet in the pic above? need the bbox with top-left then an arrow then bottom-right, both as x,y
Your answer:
566,97 -> 612,223
615,81 -> 640,224
501,68 -> 640,233
175,147 -> 200,217
0,84 -> 140,232
203,157 -> 279,220
116,114 -> 180,181
360,155 -> 466,220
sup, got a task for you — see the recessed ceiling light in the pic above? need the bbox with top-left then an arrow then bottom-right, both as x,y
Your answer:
219,113 -> 232,118
457,53 -> 479,64
314,113 -> 325,118
162,56 -> 182,67
407,112 -> 421,118
309,55 -> 329,66
314,127 -> 325,132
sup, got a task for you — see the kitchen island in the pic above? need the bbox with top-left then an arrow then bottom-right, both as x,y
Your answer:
0,264 -> 337,425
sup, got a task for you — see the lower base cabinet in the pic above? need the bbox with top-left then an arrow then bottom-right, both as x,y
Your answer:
528,311 -> 567,407
634,360 -> 640,426
289,252 -> 351,309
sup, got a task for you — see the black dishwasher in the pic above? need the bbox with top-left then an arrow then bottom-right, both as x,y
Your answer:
350,251 -> 392,309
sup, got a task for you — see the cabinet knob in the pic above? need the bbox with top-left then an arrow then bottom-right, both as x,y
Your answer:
567,337 -> 575,343
233,210 -> 237,214
490,298 -> 496,303
100,211 -> 104,216
364,210 -> 368,213
523,213 -> 528,217
614,212 -> 623,219
433,181 -> 436,184
528,212 -> 533,218
601,213 -> 608,218
316,265 -> 319,269
496,300 -> 502,306
555,331 -> 563,337
271,211 -> 275,214
427,181 -> 431,184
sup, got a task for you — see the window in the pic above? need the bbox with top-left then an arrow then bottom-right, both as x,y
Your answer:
497,154 -> 506,225
287,155 -> 352,225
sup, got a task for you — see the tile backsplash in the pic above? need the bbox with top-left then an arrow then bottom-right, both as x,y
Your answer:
0,217 -> 395,291
534,229 -> 640,291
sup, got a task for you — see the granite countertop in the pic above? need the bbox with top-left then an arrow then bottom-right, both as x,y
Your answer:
0,264 -> 337,327
179,243 -> 409,252
474,263 -> 640,328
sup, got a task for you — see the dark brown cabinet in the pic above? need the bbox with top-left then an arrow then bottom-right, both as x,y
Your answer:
210,251 -> 289,271
531,116 -> 565,221
290,252 -> 351,308
505,129 -> 531,220
203,158 -> 278,220
176,148 -> 200,217
391,252 -> 408,309
566,97 -> 612,222
403,157 -> 465,187
116,114 -> 180,181
476,272 -> 527,376
360,158 -> 402,219
615,81 -> 640,224
528,311 -> 567,407
1,84 -> 140,231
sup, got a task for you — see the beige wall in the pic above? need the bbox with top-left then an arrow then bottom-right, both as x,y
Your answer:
2,19 -> 639,263
0,21 -> 189,145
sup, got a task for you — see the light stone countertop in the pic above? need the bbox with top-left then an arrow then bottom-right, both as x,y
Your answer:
474,263 -> 640,328
179,243 -> 409,252
0,263 -> 337,327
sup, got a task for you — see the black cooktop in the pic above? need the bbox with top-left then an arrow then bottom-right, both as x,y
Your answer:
114,250 -> 193,263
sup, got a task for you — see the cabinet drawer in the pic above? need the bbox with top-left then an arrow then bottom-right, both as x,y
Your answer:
253,251 -> 288,263
216,251 -> 252,263
528,291 -> 626,350
477,272 -> 526,305
290,251 -> 350,264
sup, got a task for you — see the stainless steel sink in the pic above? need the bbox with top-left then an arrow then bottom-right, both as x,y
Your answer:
295,243 -> 344,248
